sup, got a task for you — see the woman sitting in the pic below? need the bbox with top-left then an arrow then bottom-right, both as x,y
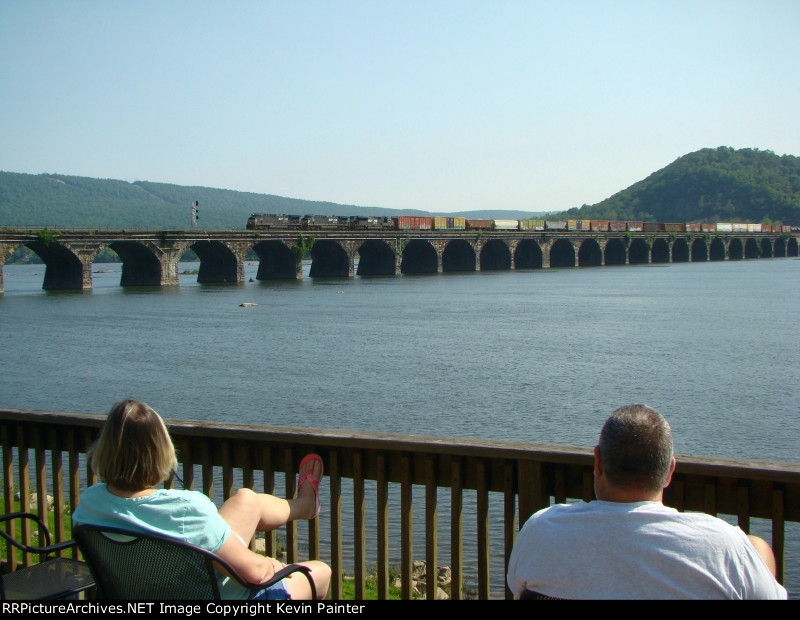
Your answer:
72,399 -> 331,600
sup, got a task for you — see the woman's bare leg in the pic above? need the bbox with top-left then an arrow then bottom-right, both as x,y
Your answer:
218,456 -> 322,543
282,560 -> 331,600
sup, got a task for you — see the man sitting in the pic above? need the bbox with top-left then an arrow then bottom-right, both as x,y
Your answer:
506,404 -> 787,599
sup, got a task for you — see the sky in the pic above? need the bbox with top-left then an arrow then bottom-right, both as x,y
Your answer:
1,1 -> 798,214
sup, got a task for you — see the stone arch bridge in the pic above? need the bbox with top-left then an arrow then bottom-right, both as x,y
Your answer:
1,228 -> 797,292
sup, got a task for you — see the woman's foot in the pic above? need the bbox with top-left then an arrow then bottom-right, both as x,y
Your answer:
296,454 -> 323,519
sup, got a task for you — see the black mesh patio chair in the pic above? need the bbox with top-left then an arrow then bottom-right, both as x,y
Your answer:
0,512 -> 95,600
73,524 -> 316,600
519,588 -> 568,600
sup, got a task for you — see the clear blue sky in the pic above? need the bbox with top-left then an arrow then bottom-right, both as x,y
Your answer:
1,1 -> 798,213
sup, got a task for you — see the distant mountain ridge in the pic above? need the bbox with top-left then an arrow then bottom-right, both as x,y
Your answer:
2,146 -> 798,228
555,147 -> 800,225
0,172 -> 543,228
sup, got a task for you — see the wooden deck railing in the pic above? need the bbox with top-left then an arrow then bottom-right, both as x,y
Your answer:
2,408 -> 799,599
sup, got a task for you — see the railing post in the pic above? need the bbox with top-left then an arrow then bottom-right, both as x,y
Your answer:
2,424 -> 16,571
476,459 -> 489,599
182,441 -> 195,491
67,429 -> 80,561
737,482 -> 750,534
424,455 -> 437,601
284,447 -> 297,563
450,457 -> 463,600
50,428 -> 66,554
201,439 -> 213,501
517,459 -> 549,526
353,451 -> 365,600
772,486 -> 785,585
376,453 -> 389,600
400,453 -> 413,600
261,446 -> 276,558
503,461 -> 515,600
329,450 -> 343,600
221,441 -> 233,501
16,426 -> 30,567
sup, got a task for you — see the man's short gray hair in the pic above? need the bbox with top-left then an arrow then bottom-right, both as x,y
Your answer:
598,404 -> 674,493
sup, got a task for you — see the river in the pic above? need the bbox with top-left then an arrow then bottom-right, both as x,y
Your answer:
1,257 -> 798,596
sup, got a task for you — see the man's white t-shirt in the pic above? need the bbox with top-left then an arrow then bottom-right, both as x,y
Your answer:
507,500 -> 787,599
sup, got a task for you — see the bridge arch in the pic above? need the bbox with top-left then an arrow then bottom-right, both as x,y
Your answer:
309,239 -> 351,277
15,241 -> 90,290
651,238 -> 670,263
550,239 -> 575,267
479,239 -> 511,270
628,238 -> 650,264
604,238 -> 627,265
356,239 -> 397,276
788,237 -> 799,257
760,238 -> 773,258
514,239 -> 543,269
709,238 -> 726,261
578,239 -> 602,266
773,237 -> 786,257
190,240 -> 241,283
728,238 -> 744,260
671,239 -> 689,263
106,240 -> 169,287
442,239 -> 476,272
401,240 -> 438,274
744,238 -> 760,259
253,240 -> 298,280
690,238 -> 708,262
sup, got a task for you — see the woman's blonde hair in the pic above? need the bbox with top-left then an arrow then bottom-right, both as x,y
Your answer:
88,400 -> 177,491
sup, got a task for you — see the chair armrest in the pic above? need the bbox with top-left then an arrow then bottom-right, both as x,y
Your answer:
0,512 -> 75,557
248,564 -> 316,600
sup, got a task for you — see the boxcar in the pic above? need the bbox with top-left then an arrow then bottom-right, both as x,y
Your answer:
466,219 -> 494,230
395,216 -> 433,230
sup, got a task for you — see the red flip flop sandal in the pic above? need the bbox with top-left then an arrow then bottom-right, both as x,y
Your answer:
297,453 -> 323,519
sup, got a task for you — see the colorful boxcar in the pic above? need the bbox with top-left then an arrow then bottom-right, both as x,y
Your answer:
433,217 -> 466,230
395,216 -> 433,230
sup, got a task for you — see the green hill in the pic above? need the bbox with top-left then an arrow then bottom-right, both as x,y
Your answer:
3,147 -> 799,228
0,173 -> 402,228
0,172 -> 542,228
554,147 -> 800,225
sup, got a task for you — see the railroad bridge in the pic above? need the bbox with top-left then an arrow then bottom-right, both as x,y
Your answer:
0,228 -> 798,292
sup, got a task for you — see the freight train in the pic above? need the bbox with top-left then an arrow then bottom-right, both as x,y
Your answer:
246,214 -> 794,234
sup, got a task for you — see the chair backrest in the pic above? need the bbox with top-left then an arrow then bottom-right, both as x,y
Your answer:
73,524 -> 244,600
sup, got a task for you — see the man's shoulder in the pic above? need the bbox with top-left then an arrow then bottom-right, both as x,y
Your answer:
530,499 -> 674,520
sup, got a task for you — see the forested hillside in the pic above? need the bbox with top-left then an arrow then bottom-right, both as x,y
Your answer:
3,147 -> 798,228
0,172 -> 540,228
555,147 -> 800,225
0,173 -> 398,228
